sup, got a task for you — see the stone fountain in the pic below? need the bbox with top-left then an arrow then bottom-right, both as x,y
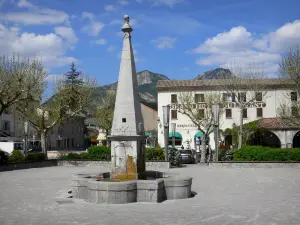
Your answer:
68,15 -> 193,204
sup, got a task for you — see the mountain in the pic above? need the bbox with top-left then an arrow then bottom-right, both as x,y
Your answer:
94,70 -> 170,110
194,68 -> 233,80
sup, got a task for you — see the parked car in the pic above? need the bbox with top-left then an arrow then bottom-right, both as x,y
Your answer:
179,149 -> 196,164
28,146 -> 42,153
0,149 -> 9,163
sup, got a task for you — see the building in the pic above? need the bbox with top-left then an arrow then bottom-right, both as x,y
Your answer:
156,79 -> 299,149
47,115 -> 86,150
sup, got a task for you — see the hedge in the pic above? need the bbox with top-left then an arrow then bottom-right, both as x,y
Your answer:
59,146 -> 165,161
233,146 -> 300,161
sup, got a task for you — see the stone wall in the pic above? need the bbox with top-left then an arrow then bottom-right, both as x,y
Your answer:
57,160 -> 170,169
209,162 -> 300,168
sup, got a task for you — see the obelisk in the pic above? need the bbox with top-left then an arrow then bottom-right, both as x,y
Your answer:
108,15 -> 146,175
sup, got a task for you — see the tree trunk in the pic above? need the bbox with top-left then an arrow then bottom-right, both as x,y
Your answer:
200,134 -> 206,163
238,108 -> 243,149
41,131 -> 47,157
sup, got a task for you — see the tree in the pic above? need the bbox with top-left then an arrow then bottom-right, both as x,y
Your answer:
19,63 -> 94,155
218,64 -> 267,149
0,55 -> 46,115
95,91 -> 116,142
177,91 -> 224,162
277,46 -> 300,126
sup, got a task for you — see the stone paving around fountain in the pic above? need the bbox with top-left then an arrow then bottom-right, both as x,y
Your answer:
1,164 -> 300,225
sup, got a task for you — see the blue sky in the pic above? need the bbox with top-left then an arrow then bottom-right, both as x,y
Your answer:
1,0 -> 300,96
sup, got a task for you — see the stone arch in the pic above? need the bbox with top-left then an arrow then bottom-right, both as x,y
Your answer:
293,131 -> 300,148
246,130 -> 281,148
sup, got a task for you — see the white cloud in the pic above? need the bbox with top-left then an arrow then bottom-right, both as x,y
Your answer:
118,0 -> 129,5
46,74 -> 64,83
0,23 -> 77,69
81,12 -> 105,36
110,18 -> 138,27
95,38 -> 107,45
105,5 -> 117,12
0,0 -> 69,25
116,31 -> 124,37
151,0 -> 185,8
107,45 -> 116,52
192,26 -> 252,54
191,20 -> 300,76
54,26 -> 78,49
152,37 -> 176,49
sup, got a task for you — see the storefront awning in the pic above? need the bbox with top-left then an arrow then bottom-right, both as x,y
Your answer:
145,131 -> 152,136
168,132 -> 182,139
194,131 -> 204,138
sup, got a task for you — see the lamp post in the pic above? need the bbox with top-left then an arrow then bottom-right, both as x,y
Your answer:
171,123 -> 176,149
212,104 -> 220,162
24,121 -> 28,156
162,105 -> 171,161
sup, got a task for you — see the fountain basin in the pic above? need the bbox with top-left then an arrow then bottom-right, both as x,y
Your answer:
70,171 -> 192,204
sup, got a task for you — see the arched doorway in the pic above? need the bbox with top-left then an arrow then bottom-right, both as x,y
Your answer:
168,132 -> 182,146
247,130 -> 281,148
194,131 -> 204,146
293,131 -> 300,148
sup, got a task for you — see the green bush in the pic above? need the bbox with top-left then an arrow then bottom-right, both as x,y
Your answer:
26,153 -> 46,161
66,152 -> 81,160
87,146 -> 110,160
8,150 -> 25,163
79,152 -> 89,160
233,145 -> 300,161
146,147 -> 165,160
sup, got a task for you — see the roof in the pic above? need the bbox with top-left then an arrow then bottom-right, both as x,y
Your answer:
156,79 -> 294,91
257,117 -> 299,130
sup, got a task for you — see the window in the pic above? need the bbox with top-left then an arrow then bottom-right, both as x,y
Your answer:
238,92 -> 246,102
243,108 -> 247,118
3,121 -> 10,131
255,92 -> 262,101
223,93 -> 234,102
292,106 -> 299,117
291,92 -> 297,102
257,108 -> 263,117
56,140 -> 61,148
197,109 -> 205,119
226,109 -> 232,118
71,138 -> 75,148
195,94 -> 205,103
171,94 -> 177,103
171,110 -> 177,120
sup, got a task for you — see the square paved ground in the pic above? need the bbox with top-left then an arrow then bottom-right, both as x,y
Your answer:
0,164 -> 300,225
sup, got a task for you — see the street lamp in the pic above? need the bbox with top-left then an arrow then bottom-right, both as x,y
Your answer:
162,105 -> 171,161
24,121 -> 28,156
171,123 -> 176,149
212,104 -> 220,162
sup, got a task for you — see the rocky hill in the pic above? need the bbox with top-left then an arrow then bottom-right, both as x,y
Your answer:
194,68 -> 233,80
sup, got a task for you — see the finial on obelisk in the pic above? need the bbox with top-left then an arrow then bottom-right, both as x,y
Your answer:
122,14 -> 133,33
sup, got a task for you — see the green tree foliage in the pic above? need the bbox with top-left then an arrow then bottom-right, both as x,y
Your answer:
0,55 -> 46,115
8,150 -> 25,163
95,91 -> 116,140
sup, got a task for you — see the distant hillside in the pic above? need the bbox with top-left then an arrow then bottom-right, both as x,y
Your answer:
194,68 -> 233,80
94,70 -> 170,110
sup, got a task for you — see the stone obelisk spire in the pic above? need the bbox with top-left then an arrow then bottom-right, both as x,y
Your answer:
111,15 -> 144,136
109,15 -> 146,175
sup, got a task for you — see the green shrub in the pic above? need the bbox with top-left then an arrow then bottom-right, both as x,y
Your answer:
233,145 -> 300,161
26,153 -> 46,161
87,146 -> 110,160
8,150 -> 25,163
79,152 -> 89,160
146,147 -> 165,160
66,153 -> 81,160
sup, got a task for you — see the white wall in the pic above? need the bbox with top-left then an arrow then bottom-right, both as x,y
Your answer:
157,88 -> 293,149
